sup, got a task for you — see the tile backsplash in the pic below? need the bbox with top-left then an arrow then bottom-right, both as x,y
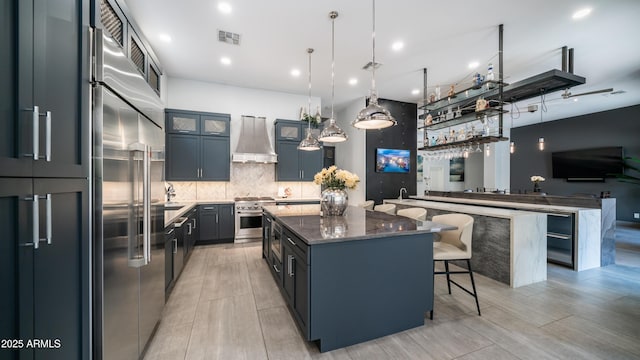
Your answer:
168,163 -> 320,201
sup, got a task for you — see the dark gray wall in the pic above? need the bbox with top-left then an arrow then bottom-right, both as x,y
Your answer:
510,104 -> 640,222
366,99 -> 417,204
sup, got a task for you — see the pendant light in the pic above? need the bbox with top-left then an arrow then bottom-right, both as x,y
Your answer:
537,92 -> 546,151
352,0 -> 396,130
319,11 -> 348,143
298,48 -> 321,151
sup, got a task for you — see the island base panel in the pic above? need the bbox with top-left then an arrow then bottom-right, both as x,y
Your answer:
309,234 -> 433,352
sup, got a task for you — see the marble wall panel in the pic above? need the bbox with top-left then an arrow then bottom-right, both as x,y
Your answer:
165,163 -> 320,201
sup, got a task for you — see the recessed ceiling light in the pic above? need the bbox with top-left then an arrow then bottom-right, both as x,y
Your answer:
348,78 -> 358,86
391,41 -> 404,51
220,56 -> 231,65
573,98 -> 579,102
572,8 -> 592,20
411,89 -> 420,95
158,33 -> 172,43
218,2 -> 232,14
290,68 -> 301,77
468,61 -> 479,69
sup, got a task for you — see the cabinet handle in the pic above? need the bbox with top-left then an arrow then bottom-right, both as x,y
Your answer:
548,213 -> 571,218
166,228 -> 175,235
301,170 -> 304,179
273,264 -> 280,273
216,213 -> 219,223
42,194 -> 52,245
32,106 -> 39,160
287,237 -> 296,246
188,223 -> 192,235
287,255 -> 295,277
44,111 -> 51,162
203,206 -> 215,210
25,107 -> 52,161
22,195 -> 40,249
173,238 -> 177,254
547,232 -> 571,240
192,218 -> 197,229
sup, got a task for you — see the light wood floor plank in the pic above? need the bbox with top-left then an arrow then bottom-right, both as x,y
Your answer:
258,306 -> 312,360
454,344 -> 521,360
143,322 -> 191,360
248,258 -> 287,310
185,294 -> 268,360
541,315 -> 640,359
200,260 -> 252,300
406,320 -> 493,359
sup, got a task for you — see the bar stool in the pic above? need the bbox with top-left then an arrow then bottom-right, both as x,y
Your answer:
396,207 -> 427,221
359,200 -> 375,210
374,203 -> 396,215
430,213 -> 480,318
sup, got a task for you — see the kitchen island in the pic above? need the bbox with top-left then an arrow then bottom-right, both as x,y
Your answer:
262,204 -> 454,352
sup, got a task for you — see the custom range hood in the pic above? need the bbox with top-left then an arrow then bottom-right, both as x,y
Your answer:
232,115 -> 278,163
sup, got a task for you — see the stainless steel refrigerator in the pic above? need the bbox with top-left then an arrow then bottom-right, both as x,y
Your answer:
92,28 -> 166,359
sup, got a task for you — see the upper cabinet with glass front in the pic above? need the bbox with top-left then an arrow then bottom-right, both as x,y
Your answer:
166,109 -> 230,137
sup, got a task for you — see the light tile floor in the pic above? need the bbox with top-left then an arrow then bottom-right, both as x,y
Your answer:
145,242 -> 640,360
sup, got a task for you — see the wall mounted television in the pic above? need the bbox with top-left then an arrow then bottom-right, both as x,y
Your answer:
376,148 -> 410,173
551,146 -> 623,180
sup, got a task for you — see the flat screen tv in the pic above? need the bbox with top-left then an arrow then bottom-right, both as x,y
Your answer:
552,146 -> 623,180
376,148 -> 410,173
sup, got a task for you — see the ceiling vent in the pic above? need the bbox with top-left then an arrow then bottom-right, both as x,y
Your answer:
362,61 -> 382,70
218,30 -> 241,45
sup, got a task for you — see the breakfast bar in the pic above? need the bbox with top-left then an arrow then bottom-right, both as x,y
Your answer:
262,204 -> 454,352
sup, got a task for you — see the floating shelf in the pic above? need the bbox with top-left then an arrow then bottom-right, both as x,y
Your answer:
419,81 -> 506,112
419,107 -> 508,130
501,69 -> 586,102
418,136 -> 509,151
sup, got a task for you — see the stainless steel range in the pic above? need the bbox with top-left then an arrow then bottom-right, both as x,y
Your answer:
234,196 -> 276,242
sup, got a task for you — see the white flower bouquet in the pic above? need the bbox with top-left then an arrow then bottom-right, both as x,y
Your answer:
314,166 -> 360,190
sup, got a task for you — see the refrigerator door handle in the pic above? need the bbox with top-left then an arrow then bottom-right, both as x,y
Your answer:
127,143 -> 148,268
143,144 -> 151,264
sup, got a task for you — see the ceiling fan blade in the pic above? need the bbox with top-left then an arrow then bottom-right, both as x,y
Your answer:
567,88 -> 614,98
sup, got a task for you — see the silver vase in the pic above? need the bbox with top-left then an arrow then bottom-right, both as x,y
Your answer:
321,188 -> 348,216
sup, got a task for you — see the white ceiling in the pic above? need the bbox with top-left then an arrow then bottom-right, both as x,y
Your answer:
125,0 -> 640,128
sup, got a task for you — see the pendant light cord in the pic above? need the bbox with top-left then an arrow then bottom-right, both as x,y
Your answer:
371,0 -> 376,96
331,15 -> 335,121
307,48 -> 313,131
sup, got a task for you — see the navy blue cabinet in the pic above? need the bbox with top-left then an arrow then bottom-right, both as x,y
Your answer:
165,109 -> 230,181
275,119 -> 323,181
281,227 -> 309,335
198,204 -> 235,244
0,178 -> 90,360
201,136 -> 230,181
219,204 -> 235,240
0,0 -> 90,178
166,134 -> 200,180
1,0 -> 90,358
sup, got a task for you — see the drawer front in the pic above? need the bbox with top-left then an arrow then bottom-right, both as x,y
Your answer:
282,228 -> 308,261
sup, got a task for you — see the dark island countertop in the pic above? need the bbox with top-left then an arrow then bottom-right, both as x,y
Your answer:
263,204 -> 455,245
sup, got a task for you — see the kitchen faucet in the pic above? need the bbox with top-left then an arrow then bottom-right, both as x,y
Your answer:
166,183 -> 176,203
398,187 -> 407,199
